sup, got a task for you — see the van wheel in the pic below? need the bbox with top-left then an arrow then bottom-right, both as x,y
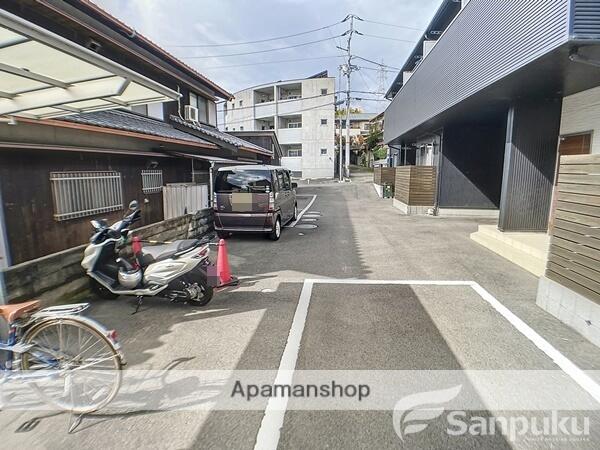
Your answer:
268,217 -> 281,241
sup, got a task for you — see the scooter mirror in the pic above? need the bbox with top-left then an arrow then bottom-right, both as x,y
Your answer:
129,200 -> 139,211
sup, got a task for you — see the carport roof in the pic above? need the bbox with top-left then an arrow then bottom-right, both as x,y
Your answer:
0,8 -> 179,119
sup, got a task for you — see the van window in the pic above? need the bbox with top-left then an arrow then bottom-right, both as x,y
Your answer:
276,171 -> 285,192
215,169 -> 272,193
282,171 -> 292,190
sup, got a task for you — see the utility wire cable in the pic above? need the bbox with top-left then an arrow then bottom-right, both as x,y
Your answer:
165,22 -> 343,47
361,18 -> 423,32
201,55 -> 345,70
180,35 -> 342,59
222,101 -> 336,126
353,55 -> 401,71
361,33 -> 416,44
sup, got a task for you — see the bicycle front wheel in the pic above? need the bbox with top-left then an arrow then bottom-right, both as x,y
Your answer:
21,317 -> 122,414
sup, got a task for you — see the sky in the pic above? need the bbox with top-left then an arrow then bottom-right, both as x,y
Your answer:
94,0 -> 442,116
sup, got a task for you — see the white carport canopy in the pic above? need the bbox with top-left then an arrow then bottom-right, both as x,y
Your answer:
0,9 -> 179,119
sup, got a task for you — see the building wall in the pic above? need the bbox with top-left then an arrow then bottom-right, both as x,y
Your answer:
560,86 -> 600,153
225,77 -> 335,179
440,124 -> 506,209
0,149 -> 192,264
384,0 -> 570,144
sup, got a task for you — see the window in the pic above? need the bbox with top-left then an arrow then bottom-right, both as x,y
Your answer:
214,169 -> 272,193
141,170 -> 163,194
320,148 -> 328,156
321,119 -> 327,125
321,88 -> 328,95
189,92 -> 208,123
288,122 -> 302,128
288,149 -> 302,157
276,171 -> 285,192
225,127 -> 228,131
283,171 -> 292,190
240,126 -> 244,131
239,100 -> 243,107
50,171 -> 123,221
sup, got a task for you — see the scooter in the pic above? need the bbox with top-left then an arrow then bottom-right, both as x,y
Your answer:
81,200 -> 214,311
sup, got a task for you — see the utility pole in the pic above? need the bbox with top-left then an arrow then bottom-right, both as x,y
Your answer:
338,65 -> 344,181
338,14 -> 361,180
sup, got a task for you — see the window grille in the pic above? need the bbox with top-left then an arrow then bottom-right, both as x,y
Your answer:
142,169 -> 163,194
50,171 -> 123,221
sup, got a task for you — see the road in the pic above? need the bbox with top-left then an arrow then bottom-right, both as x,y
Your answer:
3,173 -> 600,449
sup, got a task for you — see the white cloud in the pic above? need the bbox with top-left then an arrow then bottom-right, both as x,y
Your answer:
94,0 -> 443,113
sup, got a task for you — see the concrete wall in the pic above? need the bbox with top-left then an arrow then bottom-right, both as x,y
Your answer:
560,86 -> 600,154
1,209 -> 214,307
225,77 -> 335,179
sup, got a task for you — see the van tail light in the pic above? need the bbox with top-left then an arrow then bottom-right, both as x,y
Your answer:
268,192 -> 275,212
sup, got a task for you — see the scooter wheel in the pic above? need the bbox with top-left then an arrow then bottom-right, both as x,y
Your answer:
89,279 -> 119,300
188,284 -> 213,307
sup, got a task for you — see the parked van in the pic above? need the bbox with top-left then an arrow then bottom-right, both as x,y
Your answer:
213,165 -> 297,241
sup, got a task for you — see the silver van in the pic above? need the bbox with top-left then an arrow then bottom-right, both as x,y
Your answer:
213,165 -> 297,241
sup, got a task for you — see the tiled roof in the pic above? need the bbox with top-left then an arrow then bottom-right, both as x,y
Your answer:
169,115 -> 271,155
62,110 -> 214,146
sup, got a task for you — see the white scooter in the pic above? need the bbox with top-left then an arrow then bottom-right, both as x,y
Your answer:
81,201 -> 214,312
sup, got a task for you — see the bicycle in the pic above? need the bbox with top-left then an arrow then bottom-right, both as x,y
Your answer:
0,300 -> 125,415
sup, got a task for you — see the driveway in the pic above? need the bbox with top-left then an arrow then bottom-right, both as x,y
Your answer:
3,176 -> 600,449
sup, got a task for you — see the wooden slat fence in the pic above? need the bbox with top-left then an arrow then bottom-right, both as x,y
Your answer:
373,167 -> 396,186
394,166 -> 437,206
547,154 -> 600,304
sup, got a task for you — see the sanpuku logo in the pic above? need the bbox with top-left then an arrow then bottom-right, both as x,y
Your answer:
392,385 -> 462,441
392,385 -> 590,442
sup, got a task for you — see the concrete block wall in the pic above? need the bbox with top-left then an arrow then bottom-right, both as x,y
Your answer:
537,276 -> 600,347
1,209 -> 214,306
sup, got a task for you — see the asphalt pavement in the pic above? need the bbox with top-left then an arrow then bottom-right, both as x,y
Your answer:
3,173 -> 600,449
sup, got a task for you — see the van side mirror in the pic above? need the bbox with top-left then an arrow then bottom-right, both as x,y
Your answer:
292,182 -> 298,189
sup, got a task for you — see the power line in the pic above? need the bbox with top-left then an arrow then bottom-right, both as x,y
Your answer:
353,55 -> 401,71
201,55 -> 345,70
361,33 -> 416,44
164,22 -> 342,48
217,92 -> 339,112
361,18 -> 424,32
357,65 -> 397,73
179,35 -> 342,59
223,101 -> 336,126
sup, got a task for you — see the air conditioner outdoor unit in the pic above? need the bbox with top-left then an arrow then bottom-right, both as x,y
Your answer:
184,105 -> 199,122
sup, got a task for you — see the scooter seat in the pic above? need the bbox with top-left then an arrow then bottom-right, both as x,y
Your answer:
140,239 -> 200,265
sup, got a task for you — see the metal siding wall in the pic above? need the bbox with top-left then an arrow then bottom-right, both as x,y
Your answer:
440,124 -> 505,209
572,0 -> 600,39
498,99 -> 562,232
384,0 -> 570,143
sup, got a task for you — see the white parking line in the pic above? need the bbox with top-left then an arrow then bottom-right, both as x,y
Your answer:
286,195 -> 317,228
253,278 -> 600,450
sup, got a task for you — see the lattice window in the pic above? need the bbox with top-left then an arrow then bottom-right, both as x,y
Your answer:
141,169 -> 163,194
50,171 -> 123,221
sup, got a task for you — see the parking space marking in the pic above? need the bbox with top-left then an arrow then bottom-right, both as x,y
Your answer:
286,195 -> 317,228
253,278 -> 600,450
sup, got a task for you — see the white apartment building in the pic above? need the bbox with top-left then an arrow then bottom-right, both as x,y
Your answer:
224,73 -> 335,179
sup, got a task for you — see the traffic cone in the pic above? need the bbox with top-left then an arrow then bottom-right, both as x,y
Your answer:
216,238 -> 233,286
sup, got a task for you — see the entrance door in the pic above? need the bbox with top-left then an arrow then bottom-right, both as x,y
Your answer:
549,133 -> 592,229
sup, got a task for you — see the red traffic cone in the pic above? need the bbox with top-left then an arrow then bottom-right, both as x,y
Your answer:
216,239 -> 233,286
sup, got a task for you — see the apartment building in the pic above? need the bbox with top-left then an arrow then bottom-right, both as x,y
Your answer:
224,72 -> 335,179
383,0 -> 600,345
